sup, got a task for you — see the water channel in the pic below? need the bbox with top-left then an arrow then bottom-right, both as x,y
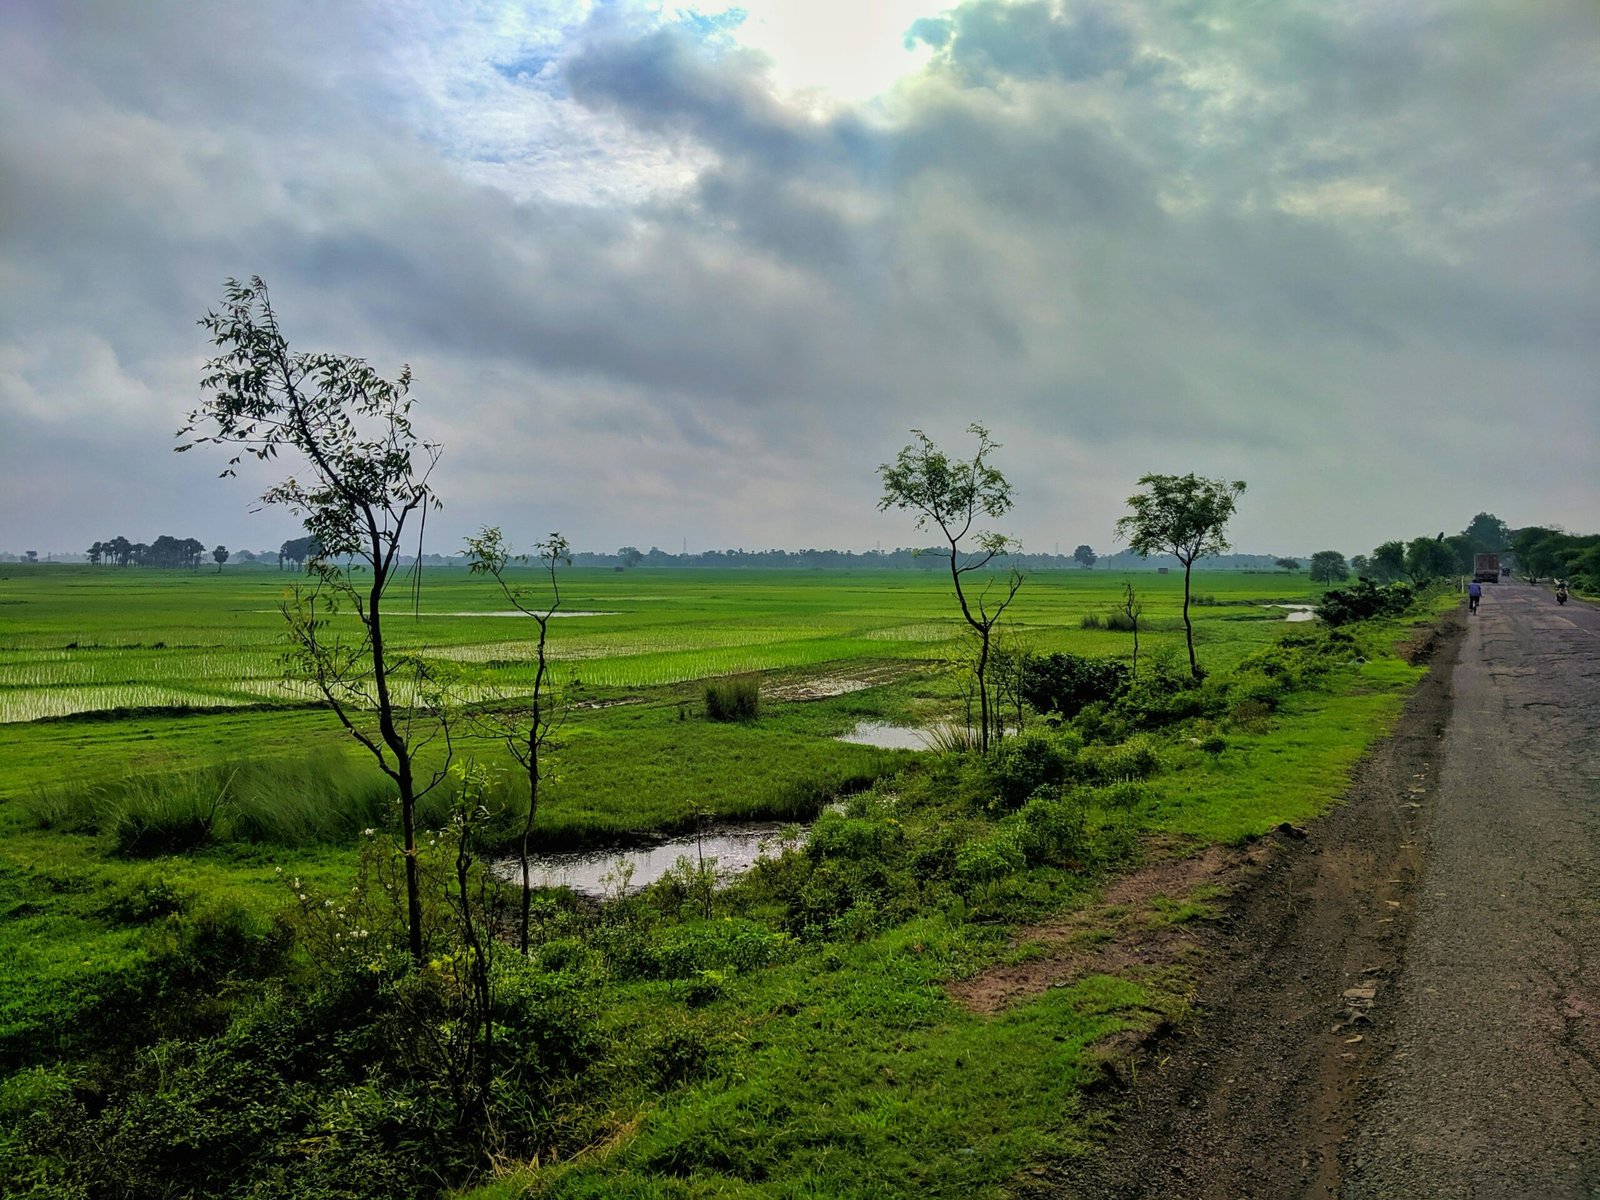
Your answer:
492,721 -> 934,897
491,823 -> 801,898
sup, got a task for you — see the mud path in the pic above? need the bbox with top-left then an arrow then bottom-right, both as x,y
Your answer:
1038,612 -> 1464,1199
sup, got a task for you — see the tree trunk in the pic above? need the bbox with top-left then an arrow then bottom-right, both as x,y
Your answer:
976,626 -> 991,754
370,559 -> 424,965
1182,557 -> 1200,679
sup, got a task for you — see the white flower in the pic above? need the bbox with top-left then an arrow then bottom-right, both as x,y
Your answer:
362,828 -> 375,837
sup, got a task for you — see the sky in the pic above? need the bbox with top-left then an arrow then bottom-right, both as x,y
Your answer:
2,0 -> 1596,560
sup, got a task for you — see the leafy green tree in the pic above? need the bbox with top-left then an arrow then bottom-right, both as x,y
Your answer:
464,526 -> 570,954
1114,473 -> 1246,679
279,535 -> 319,570
1072,544 -> 1096,568
1443,534 -> 1479,575
1371,541 -> 1406,583
1462,512 -> 1510,552
879,424 -> 1023,752
179,276 -> 445,964
86,542 -> 103,566
213,545 -> 229,572
1274,557 -> 1300,572
1308,551 -> 1349,583
1350,553 -> 1370,577
1404,536 -> 1458,583
618,546 -> 643,568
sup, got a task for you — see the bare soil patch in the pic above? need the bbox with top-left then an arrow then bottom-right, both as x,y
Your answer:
948,840 -> 1277,1017
763,662 -> 911,702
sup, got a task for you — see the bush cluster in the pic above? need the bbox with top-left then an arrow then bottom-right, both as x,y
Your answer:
1018,652 -> 1129,719
1316,579 -> 1414,627
704,675 -> 760,722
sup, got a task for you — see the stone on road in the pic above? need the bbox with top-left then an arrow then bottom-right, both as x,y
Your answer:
1345,584 -> 1600,1198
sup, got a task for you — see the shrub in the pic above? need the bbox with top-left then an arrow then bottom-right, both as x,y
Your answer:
1007,790 -> 1089,865
651,918 -> 796,979
1019,653 -> 1130,719
98,874 -> 191,925
1079,735 -> 1160,783
1317,579 -> 1414,626
109,779 -> 224,856
806,811 -> 906,864
1229,698 -> 1273,730
704,675 -> 760,722
1093,780 -> 1147,809
494,957 -> 599,1085
987,731 -> 1078,811
954,829 -> 1026,886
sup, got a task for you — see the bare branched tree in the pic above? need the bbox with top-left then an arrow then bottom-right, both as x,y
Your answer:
464,526 -> 570,953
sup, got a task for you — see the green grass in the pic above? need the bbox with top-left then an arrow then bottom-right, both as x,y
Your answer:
519,924 -> 1165,1200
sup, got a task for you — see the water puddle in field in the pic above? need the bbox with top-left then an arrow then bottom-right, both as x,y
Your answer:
493,823 -> 802,898
834,720 -> 936,750
435,611 -> 618,618
1265,605 -> 1319,622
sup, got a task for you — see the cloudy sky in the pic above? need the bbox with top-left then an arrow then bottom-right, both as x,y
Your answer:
2,0 -> 1596,559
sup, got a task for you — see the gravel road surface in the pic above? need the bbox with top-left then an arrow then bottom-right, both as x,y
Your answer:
1345,585 -> 1600,1197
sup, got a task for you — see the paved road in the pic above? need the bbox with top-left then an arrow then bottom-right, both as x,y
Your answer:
1346,585 -> 1600,1197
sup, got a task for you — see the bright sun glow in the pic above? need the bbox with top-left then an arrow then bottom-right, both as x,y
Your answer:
684,0 -> 940,104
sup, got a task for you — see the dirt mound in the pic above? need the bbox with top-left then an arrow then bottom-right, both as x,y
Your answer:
948,839 -> 1277,1017
1397,610 -> 1463,664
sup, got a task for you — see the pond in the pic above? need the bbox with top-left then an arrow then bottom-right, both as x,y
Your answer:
1265,604 -> 1319,622
833,720 -> 937,750
491,822 -> 802,898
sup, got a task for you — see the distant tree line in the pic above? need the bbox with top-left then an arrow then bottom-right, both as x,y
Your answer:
76,534 -> 328,570
1312,512 -> 1599,592
85,535 -> 208,568
1509,526 -> 1600,588
571,546 -> 1297,572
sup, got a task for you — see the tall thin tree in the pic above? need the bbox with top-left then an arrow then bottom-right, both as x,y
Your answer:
879,425 -> 1023,753
179,276 -> 445,963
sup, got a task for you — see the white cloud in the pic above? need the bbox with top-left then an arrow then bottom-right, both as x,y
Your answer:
1,0 -> 1597,557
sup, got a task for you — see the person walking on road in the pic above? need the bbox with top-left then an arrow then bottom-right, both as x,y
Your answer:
1468,579 -> 1482,614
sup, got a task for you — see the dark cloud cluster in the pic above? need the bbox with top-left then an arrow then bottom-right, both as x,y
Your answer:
2,0 -> 1596,557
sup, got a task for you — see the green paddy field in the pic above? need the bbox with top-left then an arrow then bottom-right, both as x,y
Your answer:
1,564 -> 1315,722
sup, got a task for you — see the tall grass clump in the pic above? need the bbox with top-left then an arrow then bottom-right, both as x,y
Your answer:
24,757 -> 402,851
704,674 -> 760,722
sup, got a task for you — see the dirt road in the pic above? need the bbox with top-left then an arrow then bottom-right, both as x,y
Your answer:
1345,585 -> 1600,1197
1047,586 -> 1600,1198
